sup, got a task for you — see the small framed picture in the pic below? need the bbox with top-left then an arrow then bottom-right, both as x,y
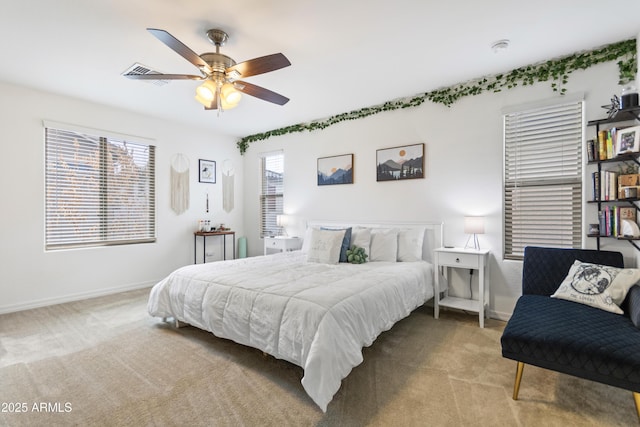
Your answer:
199,159 -> 216,183
615,125 -> 640,156
317,154 -> 353,186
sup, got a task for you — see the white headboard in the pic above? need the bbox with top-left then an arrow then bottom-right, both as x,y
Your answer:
305,220 -> 443,264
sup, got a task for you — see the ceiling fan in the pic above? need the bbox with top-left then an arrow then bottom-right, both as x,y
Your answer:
125,28 -> 291,111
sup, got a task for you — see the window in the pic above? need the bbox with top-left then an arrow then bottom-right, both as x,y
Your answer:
259,151 -> 284,237
503,99 -> 583,260
45,123 -> 156,250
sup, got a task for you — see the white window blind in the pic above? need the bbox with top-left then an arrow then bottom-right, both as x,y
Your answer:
504,100 -> 583,260
45,125 -> 156,249
260,151 -> 284,237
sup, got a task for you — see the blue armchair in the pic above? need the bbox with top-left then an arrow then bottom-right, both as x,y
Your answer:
500,246 -> 640,420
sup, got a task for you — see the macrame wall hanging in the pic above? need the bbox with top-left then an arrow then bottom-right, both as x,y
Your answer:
170,153 -> 190,215
222,159 -> 235,212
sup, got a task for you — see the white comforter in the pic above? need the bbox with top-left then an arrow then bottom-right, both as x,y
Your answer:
148,251 -> 434,411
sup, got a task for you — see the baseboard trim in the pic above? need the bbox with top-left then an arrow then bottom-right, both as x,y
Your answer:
0,281 -> 156,315
487,309 -> 511,322
425,301 -> 512,323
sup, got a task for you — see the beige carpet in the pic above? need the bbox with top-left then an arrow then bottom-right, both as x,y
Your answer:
0,289 -> 637,426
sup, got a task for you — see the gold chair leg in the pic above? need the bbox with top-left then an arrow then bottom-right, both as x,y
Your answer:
513,361 -> 525,400
634,392 -> 640,421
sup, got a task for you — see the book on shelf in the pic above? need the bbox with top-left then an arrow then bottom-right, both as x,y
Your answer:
599,206 -> 611,236
591,170 -> 618,201
587,139 -> 596,162
608,170 -> 617,201
606,130 -> 614,159
598,206 -> 615,237
594,128 -> 622,160
598,130 -> 607,160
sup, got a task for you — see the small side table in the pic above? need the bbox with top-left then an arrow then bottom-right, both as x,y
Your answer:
434,247 -> 490,328
264,236 -> 302,255
194,231 -> 235,264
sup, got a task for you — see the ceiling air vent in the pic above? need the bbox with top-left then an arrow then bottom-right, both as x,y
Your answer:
122,63 -> 169,87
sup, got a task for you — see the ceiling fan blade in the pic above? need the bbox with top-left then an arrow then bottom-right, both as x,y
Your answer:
147,28 -> 212,74
227,53 -> 290,78
234,81 -> 289,105
124,73 -> 204,80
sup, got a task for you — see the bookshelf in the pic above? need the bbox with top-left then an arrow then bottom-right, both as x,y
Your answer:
587,106 -> 640,251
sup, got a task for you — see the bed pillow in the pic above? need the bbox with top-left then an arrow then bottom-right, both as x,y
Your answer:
351,227 -> 372,257
300,227 -> 317,253
306,228 -> 347,264
369,228 -> 398,262
321,227 -> 352,262
397,227 -> 425,262
346,245 -> 368,264
551,261 -> 640,314
628,285 -> 640,328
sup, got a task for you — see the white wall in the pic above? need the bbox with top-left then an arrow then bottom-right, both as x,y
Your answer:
0,82 -> 243,313
2,56 -> 634,317
241,60 -> 637,319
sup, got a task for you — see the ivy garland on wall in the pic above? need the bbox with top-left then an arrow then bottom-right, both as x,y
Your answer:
238,38 -> 637,154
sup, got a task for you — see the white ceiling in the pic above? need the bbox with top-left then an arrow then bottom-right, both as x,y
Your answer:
2,0 -> 639,138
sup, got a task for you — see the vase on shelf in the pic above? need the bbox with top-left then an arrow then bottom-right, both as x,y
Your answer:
621,82 -> 639,109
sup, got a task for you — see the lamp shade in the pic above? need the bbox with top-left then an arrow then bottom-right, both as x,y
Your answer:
195,80 -> 218,108
221,82 -> 241,105
195,81 -> 242,110
276,214 -> 288,227
464,216 -> 485,234
195,80 -> 217,101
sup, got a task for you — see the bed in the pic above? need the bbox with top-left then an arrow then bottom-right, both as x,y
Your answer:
148,221 -> 442,411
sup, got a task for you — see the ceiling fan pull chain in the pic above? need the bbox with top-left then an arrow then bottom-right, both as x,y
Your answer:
217,86 -> 223,117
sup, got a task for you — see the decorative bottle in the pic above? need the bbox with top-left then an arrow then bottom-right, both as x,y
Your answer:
621,82 -> 639,109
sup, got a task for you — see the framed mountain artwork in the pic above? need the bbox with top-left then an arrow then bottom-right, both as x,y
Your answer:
376,143 -> 424,181
317,154 -> 353,186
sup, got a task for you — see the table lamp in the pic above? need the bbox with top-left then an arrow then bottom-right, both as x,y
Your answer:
464,216 -> 485,250
276,214 -> 289,237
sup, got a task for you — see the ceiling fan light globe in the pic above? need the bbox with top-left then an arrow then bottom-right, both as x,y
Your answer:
195,80 -> 217,101
220,96 -> 240,110
194,93 -> 215,108
221,83 -> 242,104
194,89 -> 212,103
226,91 -> 242,104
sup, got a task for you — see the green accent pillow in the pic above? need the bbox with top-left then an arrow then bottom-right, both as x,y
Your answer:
346,245 -> 368,264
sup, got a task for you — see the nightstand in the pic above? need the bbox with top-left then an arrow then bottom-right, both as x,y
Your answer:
263,236 -> 302,255
434,247 -> 490,328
